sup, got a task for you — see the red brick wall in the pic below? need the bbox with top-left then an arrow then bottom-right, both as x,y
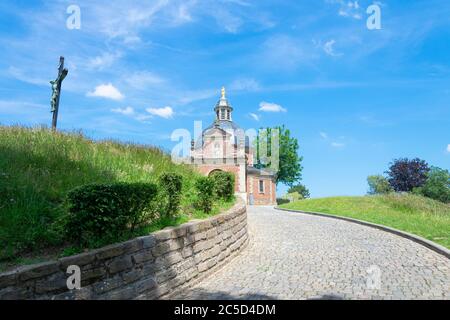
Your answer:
247,175 -> 276,205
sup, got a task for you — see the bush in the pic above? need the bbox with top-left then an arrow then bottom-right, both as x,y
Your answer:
287,184 -> 310,199
65,183 -> 158,247
277,198 -> 290,205
367,175 -> 393,195
194,177 -> 215,214
159,173 -> 183,218
210,171 -> 235,201
386,158 -> 430,192
283,192 -> 303,202
414,167 -> 450,203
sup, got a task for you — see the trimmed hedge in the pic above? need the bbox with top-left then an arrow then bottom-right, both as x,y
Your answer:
159,173 -> 183,218
276,198 -> 290,205
210,171 -> 235,201
194,177 -> 215,214
65,183 -> 158,246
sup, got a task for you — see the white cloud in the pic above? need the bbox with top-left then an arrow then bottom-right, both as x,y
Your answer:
331,142 -> 346,148
111,106 -> 155,123
328,0 -> 363,19
261,35 -> 313,70
320,131 -> 346,148
210,8 -> 243,33
229,78 -> 260,92
8,66 -> 49,86
249,113 -> 260,121
259,101 -> 287,113
125,71 -> 165,90
447,144 -> 450,153
146,106 -> 174,119
111,106 -> 134,116
87,52 -> 122,70
323,40 -> 342,57
87,84 -> 124,100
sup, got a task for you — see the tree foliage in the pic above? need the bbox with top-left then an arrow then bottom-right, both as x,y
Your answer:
414,167 -> 450,203
367,175 -> 393,195
386,158 -> 430,192
287,184 -> 310,199
255,125 -> 303,187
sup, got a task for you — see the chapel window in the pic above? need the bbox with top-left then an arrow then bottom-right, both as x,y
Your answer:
259,180 -> 265,193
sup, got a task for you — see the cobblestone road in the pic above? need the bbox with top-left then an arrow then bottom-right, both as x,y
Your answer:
172,206 -> 450,300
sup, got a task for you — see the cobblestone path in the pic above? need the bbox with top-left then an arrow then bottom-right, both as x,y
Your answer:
172,206 -> 449,300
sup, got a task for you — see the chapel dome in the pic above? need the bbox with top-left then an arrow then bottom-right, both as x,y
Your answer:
194,87 -> 250,149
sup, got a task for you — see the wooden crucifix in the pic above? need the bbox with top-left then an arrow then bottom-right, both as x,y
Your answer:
50,56 -> 68,130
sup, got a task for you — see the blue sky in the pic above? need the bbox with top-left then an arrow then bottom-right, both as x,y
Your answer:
0,0 -> 449,197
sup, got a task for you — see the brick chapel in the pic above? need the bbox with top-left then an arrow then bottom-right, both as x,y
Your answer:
190,88 -> 277,206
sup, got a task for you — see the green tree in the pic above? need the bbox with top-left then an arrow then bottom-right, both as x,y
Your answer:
255,125 -> 303,187
367,175 -> 393,195
414,167 -> 450,203
287,184 -> 310,199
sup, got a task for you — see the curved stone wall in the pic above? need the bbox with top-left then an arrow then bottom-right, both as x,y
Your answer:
0,200 -> 248,300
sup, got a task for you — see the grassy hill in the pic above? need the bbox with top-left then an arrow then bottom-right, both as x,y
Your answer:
280,194 -> 450,248
0,126 -> 207,264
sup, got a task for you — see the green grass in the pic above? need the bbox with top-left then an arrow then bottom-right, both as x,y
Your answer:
0,125 -> 234,268
280,193 -> 450,248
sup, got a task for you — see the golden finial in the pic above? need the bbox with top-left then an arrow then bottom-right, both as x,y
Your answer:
221,86 -> 226,99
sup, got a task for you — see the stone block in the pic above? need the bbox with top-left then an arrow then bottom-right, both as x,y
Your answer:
161,251 -> 183,265
155,268 -> 177,284
133,249 -> 154,264
107,256 -> 133,274
184,267 -> 199,281
153,228 -> 176,241
93,275 -> 123,294
19,261 -> 60,281
95,243 -> 125,261
59,251 -> 97,270
151,241 -> 171,257
135,277 -> 157,294
185,221 -> 200,234
35,272 -> 67,294
197,261 -> 209,273
206,228 -> 218,239
100,286 -> 136,300
82,266 -> 106,283
0,270 -> 17,288
122,238 -> 143,253
139,236 -> 157,249
121,269 -> 143,284
194,232 -> 207,242
181,246 -> 194,258
0,287 -> 30,300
